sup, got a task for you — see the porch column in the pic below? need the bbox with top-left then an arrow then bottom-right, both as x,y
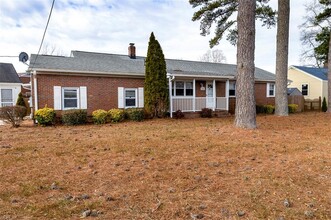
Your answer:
225,80 -> 229,111
193,79 -> 196,112
169,77 -> 173,118
213,79 -> 216,111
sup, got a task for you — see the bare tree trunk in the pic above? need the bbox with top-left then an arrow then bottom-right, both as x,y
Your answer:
275,0 -> 290,116
235,0 -> 256,129
327,31 -> 331,113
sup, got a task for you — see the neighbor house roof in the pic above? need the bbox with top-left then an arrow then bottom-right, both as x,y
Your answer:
291,65 -> 328,81
0,63 -> 21,83
287,88 -> 302,96
29,51 -> 275,81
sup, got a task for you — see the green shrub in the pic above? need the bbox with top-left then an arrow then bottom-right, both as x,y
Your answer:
264,105 -> 275,114
173,110 -> 184,119
35,105 -> 56,126
288,104 -> 298,113
201,108 -> 212,118
0,106 -> 26,127
125,108 -> 145,122
16,92 -> 27,117
62,109 -> 87,125
256,105 -> 266,114
92,109 -> 108,124
322,97 -> 327,112
108,109 -> 124,123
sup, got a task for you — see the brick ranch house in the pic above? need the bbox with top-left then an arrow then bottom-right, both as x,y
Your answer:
28,44 -> 275,117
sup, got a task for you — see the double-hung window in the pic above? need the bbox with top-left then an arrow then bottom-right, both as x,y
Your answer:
62,88 -> 79,109
229,82 -> 236,97
173,81 -> 194,96
125,89 -> 137,108
302,84 -> 308,96
1,89 -> 13,107
267,83 -> 275,97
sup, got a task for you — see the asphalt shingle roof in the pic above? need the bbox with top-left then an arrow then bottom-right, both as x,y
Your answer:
29,51 -> 275,81
0,63 -> 21,83
292,65 -> 328,81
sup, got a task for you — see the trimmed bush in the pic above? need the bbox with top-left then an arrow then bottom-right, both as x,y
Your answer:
35,105 -> 56,126
322,97 -> 327,112
62,109 -> 87,125
0,106 -> 26,127
288,104 -> 298,113
173,110 -> 184,119
92,109 -> 108,124
201,108 -> 212,118
125,108 -> 145,122
264,105 -> 275,114
108,109 -> 124,123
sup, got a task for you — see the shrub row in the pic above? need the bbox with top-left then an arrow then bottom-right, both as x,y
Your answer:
256,104 -> 299,114
91,108 -> 144,124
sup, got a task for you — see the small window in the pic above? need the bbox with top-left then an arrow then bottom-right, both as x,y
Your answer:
229,82 -> 236,96
185,82 -> 193,96
1,89 -> 13,107
175,81 -> 184,96
302,84 -> 308,96
267,83 -> 275,97
125,89 -> 137,107
63,88 -> 78,109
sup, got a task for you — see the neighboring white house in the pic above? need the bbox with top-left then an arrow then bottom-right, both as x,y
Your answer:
288,65 -> 328,100
0,63 -> 22,107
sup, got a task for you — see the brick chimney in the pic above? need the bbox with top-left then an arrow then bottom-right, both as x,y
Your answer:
128,43 -> 136,59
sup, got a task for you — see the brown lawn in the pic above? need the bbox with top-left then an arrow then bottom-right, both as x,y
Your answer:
0,112 -> 330,219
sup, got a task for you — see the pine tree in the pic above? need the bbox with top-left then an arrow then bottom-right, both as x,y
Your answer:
322,97 -> 327,112
144,32 -> 169,118
16,92 -> 26,107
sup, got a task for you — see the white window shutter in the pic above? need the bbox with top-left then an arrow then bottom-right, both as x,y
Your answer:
54,86 -> 62,110
80,86 -> 87,109
118,87 -> 124,108
138,87 -> 144,108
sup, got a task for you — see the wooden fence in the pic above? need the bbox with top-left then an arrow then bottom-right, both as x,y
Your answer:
288,95 -> 305,112
304,97 -> 322,111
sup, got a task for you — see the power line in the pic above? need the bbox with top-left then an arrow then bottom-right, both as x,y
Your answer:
30,0 -> 55,69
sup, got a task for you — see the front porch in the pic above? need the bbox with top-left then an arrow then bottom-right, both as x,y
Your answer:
168,78 -> 232,117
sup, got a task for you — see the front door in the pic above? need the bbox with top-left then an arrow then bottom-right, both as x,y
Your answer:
206,82 -> 214,108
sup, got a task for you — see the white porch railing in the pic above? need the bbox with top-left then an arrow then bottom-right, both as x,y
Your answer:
171,97 -> 228,112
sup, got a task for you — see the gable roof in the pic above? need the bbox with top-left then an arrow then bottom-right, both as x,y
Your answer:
0,63 -> 21,83
287,88 -> 302,96
291,65 -> 328,81
29,50 -> 275,81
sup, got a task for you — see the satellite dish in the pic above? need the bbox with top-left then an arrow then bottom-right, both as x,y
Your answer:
19,52 -> 29,63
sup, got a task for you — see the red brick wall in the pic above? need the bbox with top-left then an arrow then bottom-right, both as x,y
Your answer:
35,73 -> 144,114
255,82 -> 275,105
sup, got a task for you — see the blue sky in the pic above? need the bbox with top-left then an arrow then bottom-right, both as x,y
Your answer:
0,0 -> 308,73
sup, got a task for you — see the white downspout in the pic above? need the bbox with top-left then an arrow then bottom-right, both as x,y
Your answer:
33,71 -> 38,112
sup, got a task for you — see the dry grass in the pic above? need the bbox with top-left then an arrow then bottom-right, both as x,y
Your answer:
0,112 -> 330,219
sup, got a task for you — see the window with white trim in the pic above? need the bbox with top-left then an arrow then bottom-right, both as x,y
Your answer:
172,81 -> 194,96
62,88 -> 79,109
267,83 -> 275,97
229,82 -> 236,97
125,89 -> 137,107
302,84 -> 308,96
1,89 -> 13,107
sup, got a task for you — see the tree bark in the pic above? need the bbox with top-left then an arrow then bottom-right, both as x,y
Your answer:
275,0 -> 290,116
327,31 -> 331,113
235,0 -> 257,129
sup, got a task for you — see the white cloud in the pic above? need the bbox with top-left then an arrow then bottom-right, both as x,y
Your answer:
0,0 -> 306,73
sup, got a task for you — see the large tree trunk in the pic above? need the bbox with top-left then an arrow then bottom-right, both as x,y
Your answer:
275,0 -> 290,116
235,0 -> 256,129
327,31 -> 331,113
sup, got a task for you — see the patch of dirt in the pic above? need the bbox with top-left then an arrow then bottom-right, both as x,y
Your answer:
0,112 -> 330,219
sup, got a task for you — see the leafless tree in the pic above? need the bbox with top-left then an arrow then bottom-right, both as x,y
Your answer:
41,43 -> 66,56
200,49 -> 227,63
